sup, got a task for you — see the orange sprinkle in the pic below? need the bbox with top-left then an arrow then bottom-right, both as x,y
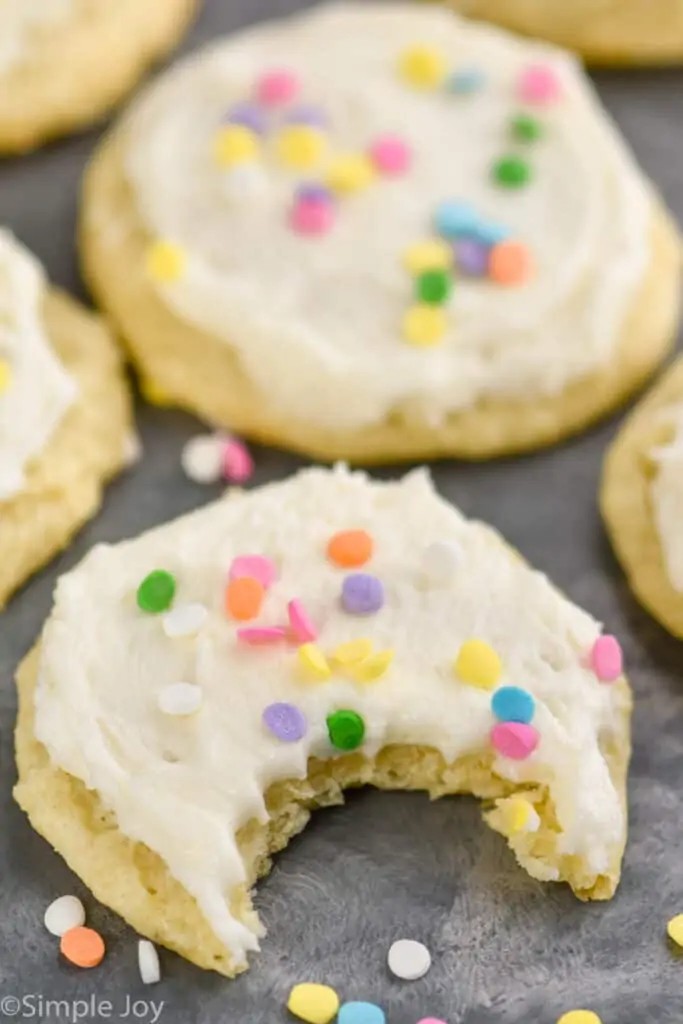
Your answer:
60,926 -> 105,969
488,240 -> 532,286
326,529 -> 374,568
225,576 -> 264,621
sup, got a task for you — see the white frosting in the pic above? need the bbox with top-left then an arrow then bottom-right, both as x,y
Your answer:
34,466 -> 625,965
0,231 -> 77,500
123,2 -> 652,431
650,403 -> 683,592
0,0 -> 74,74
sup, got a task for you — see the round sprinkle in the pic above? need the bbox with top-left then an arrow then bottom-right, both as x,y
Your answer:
296,182 -> 334,204
492,154 -> 531,189
212,125 -> 260,168
327,529 -> 373,568
453,238 -> 490,277
145,240 -> 186,283
60,926 -> 105,969
225,576 -> 265,621
417,1020 -> 448,1024
181,434 -> 223,484
511,112 -> 544,142
290,198 -> 335,236
422,540 -> 462,585
472,221 -> 512,246
138,940 -> 161,985
44,895 -> 85,937
283,104 -> 328,128
434,200 -> 479,239
491,721 -> 540,760
403,239 -> 452,275
275,125 -> 327,170
403,304 -> 447,347
518,63 -> 562,105
488,241 -> 532,286
491,686 -> 535,724
332,638 -> 374,666
157,682 -> 202,716
667,914 -> 683,946
0,358 -> 12,393
256,68 -> 300,106
263,702 -> 307,742
288,598 -> 318,643
399,46 -> 446,89
222,438 -> 254,483
137,570 -> 176,614
341,573 -> 385,615
369,135 -> 412,176
222,101 -> 268,135
326,153 -> 376,195
416,268 -> 452,306
556,1013 -> 602,1024
338,1002 -> 386,1024
387,938 -> 431,981
298,643 -> 332,681
237,626 -> 288,645
162,602 -> 208,638
454,639 -> 502,689
229,554 -> 277,589
590,635 -> 623,683
327,710 -> 365,751
447,66 -> 486,94
287,983 -> 340,1024
348,649 -> 394,683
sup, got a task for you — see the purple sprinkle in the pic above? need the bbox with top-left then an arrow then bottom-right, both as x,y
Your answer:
295,182 -> 334,204
341,574 -> 385,616
262,702 -> 307,742
453,238 -> 490,277
222,102 -> 268,135
282,104 -> 328,128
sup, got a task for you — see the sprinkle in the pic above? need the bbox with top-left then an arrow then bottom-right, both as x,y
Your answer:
256,68 -> 300,107
422,539 -> 463,585
290,198 -> 336,236
222,437 -> 254,483
275,125 -> 327,169
60,927 -> 105,969
137,570 -> 176,614
327,709 -> 366,751
403,304 -> 447,347
296,182 -> 334,204
556,1013 -> 602,1024
326,153 -> 376,195
283,104 -> 328,128
138,940 -> 161,985
667,914 -> 683,946
369,135 -> 412,176
416,268 -> 452,305
338,1002 -> 386,1024
387,939 -> 431,981
162,602 -> 208,638
332,638 -> 374,666
157,682 -> 202,716
491,721 -> 540,760
505,796 -> 541,834
399,46 -> 447,89
517,63 -> 562,105
590,635 -> 623,682
222,101 -> 268,135
417,1020 -> 448,1024
44,896 -> 85,937
181,434 -> 223,484
453,239 -> 490,277
288,599 -> 318,643
298,643 -> 332,680
327,529 -> 374,568
348,649 -> 394,683
492,154 -> 531,188
263,702 -> 307,742
145,240 -> 186,283
0,358 -> 11,393
287,983 -> 340,1024
403,239 -> 452,274
472,221 -> 512,246
229,554 -> 277,589
341,573 -> 385,615
212,125 -> 260,167
511,112 -> 544,142
238,626 -> 288,645
434,200 -> 479,239
488,241 -> 532,286
225,576 -> 265,620
447,66 -> 486,94
454,639 -> 502,689
491,686 -> 535,724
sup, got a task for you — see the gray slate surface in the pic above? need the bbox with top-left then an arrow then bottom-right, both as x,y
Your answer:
1,2 -> 683,1022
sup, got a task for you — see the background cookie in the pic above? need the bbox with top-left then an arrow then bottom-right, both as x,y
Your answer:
0,0 -> 199,154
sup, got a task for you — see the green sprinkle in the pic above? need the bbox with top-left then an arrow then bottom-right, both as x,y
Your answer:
327,709 -> 365,751
511,113 -> 543,143
492,155 -> 532,189
416,268 -> 452,305
137,570 -> 176,613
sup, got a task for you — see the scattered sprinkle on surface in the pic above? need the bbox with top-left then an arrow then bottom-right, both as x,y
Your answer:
138,939 -> 161,984
181,434 -> 224,484
338,1001 -> 386,1024
162,602 -> 208,638
157,682 -> 202,716
556,1013 -> 602,1024
327,709 -> 366,751
60,926 -> 105,969
136,569 -> 176,614
262,702 -> 307,742
287,983 -> 340,1024
387,938 -> 432,980
44,895 -> 85,937
667,914 -> 683,946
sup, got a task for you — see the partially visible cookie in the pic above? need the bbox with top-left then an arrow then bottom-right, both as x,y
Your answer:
602,357 -> 683,639
0,0 -> 198,154
0,230 -> 132,609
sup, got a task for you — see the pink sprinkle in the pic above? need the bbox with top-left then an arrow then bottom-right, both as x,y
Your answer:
491,722 -> 539,761
369,135 -> 412,176
229,555 -> 277,589
256,69 -> 300,107
590,634 -> 623,683
237,626 -> 288,645
417,1020 -> 448,1024
517,63 -> 562,105
222,438 -> 254,483
288,599 -> 318,643
290,198 -> 335,236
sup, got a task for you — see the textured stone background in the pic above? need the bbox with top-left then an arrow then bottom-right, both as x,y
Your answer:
1,2 -> 682,1022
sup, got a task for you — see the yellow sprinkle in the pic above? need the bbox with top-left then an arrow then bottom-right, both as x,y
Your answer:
0,358 -> 11,394
332,638 -> 374,666
556,1013 -> 602,1024
326,153 -> 376,195
399,45 -> 447,89
298,643 -> 332,681
505,796 -> 540,834
403,304 -> 447,347
667,914 -> 683,946
275,125 -> 327,170
348,649 -> 395,683
145,240 -> 187,284
454,639 -> 502,689
212,125 -> 260,167
287,983 -> 340,1024
403,239 -> 453,275
141,378 -> 174,407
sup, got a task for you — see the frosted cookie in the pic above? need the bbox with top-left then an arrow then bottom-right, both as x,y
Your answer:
80,3 -> 681,464
0,0 -> 198,154
447,0 -> 683,67
0,230 -> 131,609
602,357 -> 683,638
15,466 -> 632,976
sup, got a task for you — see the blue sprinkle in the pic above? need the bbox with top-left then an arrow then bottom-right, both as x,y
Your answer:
434,200 -> 480,240
472,221 -> 513,246
491,686 -> 535,725
338,1003 -> 386,1024
447,66 -> 486,95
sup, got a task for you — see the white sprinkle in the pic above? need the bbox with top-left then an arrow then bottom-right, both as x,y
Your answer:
44,895 -> 85,937
422,540 -> 463,585
157,682 -> 202,716
181,435 -> 224,484
387,939 -> 432,981
162,602 -> 208,638
138,939 -> 161,985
